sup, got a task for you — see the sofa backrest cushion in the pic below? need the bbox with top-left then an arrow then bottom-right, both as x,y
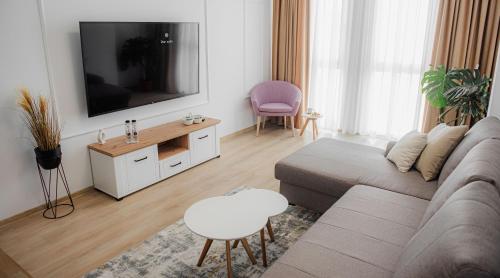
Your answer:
417,139 -> 500,229
438,116 -> 500,185
393,181 -> 500,278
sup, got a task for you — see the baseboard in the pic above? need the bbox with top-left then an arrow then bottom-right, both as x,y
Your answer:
0,186 -> 93,226
221,120 -> 303,142
220,119 -> 276,142
221,124 -> 258,142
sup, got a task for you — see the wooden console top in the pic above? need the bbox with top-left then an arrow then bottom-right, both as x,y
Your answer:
88,117 -> 221,157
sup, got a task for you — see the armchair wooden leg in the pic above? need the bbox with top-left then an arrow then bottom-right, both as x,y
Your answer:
291,116 -> 295,136
256,116 -> 261,136
283,116 -> 287,129
262,116 -> 266,129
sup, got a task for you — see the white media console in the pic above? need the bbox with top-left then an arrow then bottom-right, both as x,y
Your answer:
88,118 -> 221,200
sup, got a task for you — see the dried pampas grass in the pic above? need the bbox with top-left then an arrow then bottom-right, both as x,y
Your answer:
18,88 -> 61,151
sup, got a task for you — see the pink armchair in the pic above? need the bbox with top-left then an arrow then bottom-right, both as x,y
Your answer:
250,80 -> 302,136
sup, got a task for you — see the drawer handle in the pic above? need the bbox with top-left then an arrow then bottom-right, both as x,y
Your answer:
134,156 -> 148,163
170,162 -> 182,167
198,135 -> 209,140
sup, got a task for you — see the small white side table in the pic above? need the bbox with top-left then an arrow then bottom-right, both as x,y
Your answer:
184,189 -> 288,277
300,113 -> 322,140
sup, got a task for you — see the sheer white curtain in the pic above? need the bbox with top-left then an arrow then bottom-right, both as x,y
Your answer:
309,0 -> 438,138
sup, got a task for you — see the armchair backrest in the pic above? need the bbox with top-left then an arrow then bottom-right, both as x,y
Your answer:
250,80 -> 302,106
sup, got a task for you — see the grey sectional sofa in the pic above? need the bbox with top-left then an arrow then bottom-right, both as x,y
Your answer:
263,116 -> 500,278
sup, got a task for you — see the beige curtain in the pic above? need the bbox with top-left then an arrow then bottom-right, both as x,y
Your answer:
272,0 -> 310,127
421,0 -> 500,132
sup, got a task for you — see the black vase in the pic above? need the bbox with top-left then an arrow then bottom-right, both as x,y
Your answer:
35,145 -> 62,170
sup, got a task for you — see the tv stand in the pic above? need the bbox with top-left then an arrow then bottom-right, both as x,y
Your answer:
88,118 -> 221,199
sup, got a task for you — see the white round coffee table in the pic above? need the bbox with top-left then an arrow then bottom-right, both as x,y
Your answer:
184,188 -> 288,277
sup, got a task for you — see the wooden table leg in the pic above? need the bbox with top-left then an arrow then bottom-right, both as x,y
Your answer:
300,118 -> 310,136
260,229 -> 268,267
197,239 -> 213,266
313,120 -> 319,137
312,120 -> 318,140
266,219 -> 275,242
232,240 -> 239,249
226,241 -> 233,278
241,238 -> 257,265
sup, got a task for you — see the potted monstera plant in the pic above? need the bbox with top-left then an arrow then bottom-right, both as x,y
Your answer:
420,65 -> 491,125
18,88 -> 61,169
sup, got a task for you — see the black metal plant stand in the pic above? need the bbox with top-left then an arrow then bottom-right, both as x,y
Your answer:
36,162 -> 75,219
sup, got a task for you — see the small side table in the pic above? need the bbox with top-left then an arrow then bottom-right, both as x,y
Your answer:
184,196 -> 264,278
300,113 -> 322,140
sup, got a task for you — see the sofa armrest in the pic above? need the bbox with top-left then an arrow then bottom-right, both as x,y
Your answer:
385,141 -> 397,157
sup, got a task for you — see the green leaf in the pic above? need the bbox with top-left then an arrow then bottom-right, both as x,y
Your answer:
420,65 -> 448,108
441,68 -> 492,123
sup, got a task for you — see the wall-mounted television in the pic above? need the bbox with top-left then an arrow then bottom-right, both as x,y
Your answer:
79,22 -> 199,117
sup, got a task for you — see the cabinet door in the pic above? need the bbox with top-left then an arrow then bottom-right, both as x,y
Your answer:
189,126 -> 216,165
126,145 -> 159,193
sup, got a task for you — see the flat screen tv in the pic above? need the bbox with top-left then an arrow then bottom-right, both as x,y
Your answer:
79,22 -> 199,117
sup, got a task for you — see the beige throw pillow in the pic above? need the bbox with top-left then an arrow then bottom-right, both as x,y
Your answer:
387,131 -> 427,172
416,124 -> 468,181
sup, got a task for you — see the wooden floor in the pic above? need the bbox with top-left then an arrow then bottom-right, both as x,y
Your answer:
0,125 -> 386,278
0,248 -> 31,278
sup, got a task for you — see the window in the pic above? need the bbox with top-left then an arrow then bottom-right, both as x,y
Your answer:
309,0 -> 437,138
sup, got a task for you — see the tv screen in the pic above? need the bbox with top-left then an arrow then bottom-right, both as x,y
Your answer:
79,22 -> 199,117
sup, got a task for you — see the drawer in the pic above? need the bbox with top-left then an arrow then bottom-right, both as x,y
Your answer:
189,126 -> 216,165
159,150 -> 190,179
125,145 -> 159,192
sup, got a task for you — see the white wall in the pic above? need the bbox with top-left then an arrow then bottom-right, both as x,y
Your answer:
488,50 -> 500,118
0,0 -> 53,220
0,0 -> 271,220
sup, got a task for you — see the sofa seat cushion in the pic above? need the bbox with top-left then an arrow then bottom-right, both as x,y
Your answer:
262,239 -> 393,278
259,102 -> 293,113
328,185 -> 428,231
276,138 -> 437,200
262,185 -> 429,278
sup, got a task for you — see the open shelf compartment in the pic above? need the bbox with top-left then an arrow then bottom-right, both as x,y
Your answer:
158,135 -> 189,161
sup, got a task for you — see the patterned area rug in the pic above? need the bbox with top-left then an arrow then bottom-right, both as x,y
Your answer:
84,187 -> 320,278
